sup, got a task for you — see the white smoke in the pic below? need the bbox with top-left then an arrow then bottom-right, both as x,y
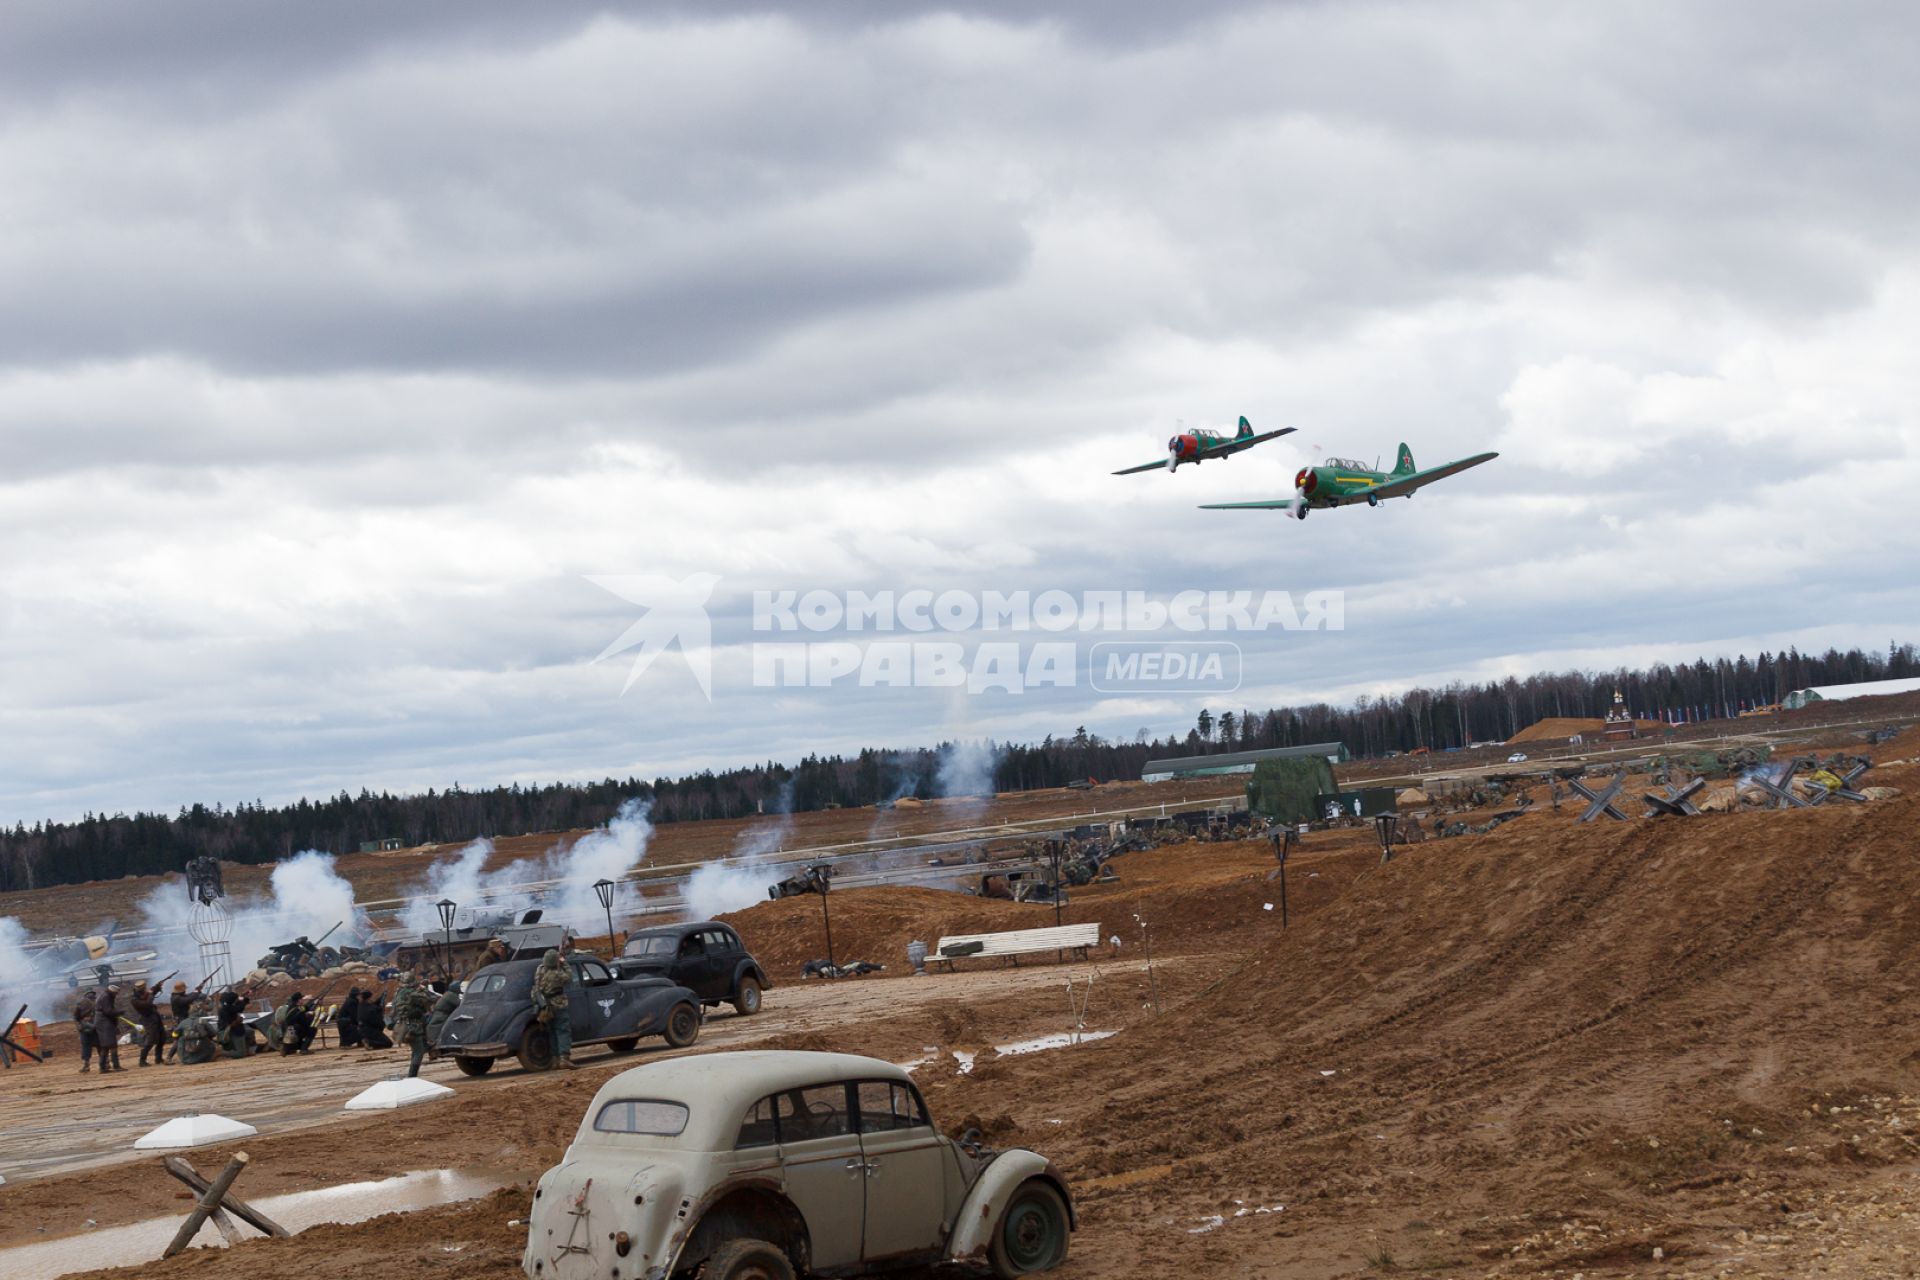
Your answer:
0,914 -> 53,1021
392,798 -> 655,938
936,740 -> 1002,800
683,795 -> 794,922
396,838 -> 495,937
132,849 -> 368,989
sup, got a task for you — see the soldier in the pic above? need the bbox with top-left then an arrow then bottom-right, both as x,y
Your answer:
176,1009 -> 217,1065
468,937 -> 509,979
72,989 -> 99,1074
389,972 -> 432,1078
216,988 -> 251,1057
533,949 -> 576,1070
424,981 -> 462,1060
336,989 -> 364,1049
280,994 -> 317,1055
266,993 -> 297,1052
165,982 -> 193,1062
93,985 -> 125,1073
358,988 -> 393,1049
130,980 -> 168,1067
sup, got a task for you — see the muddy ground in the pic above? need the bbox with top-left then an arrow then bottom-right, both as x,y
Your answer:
3,722 -> 1918,1278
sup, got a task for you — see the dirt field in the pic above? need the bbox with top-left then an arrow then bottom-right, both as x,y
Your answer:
3,728 -> 1918,1279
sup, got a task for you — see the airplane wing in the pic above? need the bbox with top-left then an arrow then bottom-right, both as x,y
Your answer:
1198,426 -> 1296,459
1112,458 -> 1171,475
1366,451 -> 1499,500
1198,497 -> 1298,510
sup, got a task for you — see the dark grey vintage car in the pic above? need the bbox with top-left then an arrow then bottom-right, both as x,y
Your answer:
611,921 -> 770,1016
436,954 -> 702,1075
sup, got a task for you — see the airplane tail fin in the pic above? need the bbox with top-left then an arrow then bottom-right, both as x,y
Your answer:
1237,416 -> 1252,438
1394,443 -> 1415,475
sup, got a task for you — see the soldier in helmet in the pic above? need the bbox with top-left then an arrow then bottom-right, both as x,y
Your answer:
388,972 -> 432,1078
533,949 -> 576,1070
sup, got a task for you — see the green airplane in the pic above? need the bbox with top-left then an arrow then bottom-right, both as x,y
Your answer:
1112,416 -> 1296,474
1200,443 -> 1498,520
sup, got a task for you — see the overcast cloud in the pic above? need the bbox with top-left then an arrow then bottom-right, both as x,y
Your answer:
2,2 -> 1916,823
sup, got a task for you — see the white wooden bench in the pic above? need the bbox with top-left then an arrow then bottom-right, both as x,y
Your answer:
933,922 -> 1102,970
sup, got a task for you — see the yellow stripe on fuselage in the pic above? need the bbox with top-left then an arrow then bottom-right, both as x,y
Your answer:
1334,476 -> 1379,486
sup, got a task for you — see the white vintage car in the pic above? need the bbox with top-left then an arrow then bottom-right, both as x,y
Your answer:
523,1050 -> 1074,1280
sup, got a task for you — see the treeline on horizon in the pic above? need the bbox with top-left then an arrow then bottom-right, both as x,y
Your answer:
3,642 -> 1912,895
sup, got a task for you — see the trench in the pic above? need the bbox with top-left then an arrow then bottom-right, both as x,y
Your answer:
0,1168 -> 513,1280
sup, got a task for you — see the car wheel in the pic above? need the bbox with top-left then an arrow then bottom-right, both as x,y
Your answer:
990,1180 -> 1070,1277
663,1002 -> 700,1049
515,1025 -> 555,1072
605,1037 -> 640,1053
733,976 -> 764,1016
701,1238 -> 793,1280
454,1055 -> 494,1077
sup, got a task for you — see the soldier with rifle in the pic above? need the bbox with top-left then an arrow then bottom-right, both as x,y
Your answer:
215,987 -> 252,1057
130,980 -> 170,1067
165,981 -> 193,1061
533,949 -> 577,1070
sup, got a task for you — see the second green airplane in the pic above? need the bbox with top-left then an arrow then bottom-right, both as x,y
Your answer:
1200,443 -> 1498,520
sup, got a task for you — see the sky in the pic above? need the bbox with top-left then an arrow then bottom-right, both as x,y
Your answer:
2,0 -> 1916,824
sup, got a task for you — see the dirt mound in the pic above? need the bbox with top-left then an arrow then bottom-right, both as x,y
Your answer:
1508,715 -> 1664,744
721,886 -> 1052,977
915,790 -> 1920,1272
721,839 -> 1381,979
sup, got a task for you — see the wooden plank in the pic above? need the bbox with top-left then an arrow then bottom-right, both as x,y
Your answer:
164,1153 -> 249,1259
164,1156 -> 291,1239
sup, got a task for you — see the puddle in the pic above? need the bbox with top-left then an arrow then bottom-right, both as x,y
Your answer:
0,1169 -> 510,1280
995,1030 -> 1118,1056
902,1030 -> 1118,1075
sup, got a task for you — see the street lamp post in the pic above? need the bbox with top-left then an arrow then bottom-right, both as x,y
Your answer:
435,899 -> 457,984
808,864 -> 835,967
593,878 -> 618,956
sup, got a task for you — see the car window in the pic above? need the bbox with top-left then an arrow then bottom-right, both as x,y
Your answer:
593,1099 -> 691,1137
736,1096 -> 782,1149
623,935 -> 674,956
777,1084 -> 853,1142
702,929 -> 731,952
679,934 -> 705,956
855,1080 -> 929,1133
467,973 -> 505,995
576,960 -> 611,983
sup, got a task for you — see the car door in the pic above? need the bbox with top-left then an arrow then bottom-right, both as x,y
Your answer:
675,932 -> 711,997
854,1080 -> 949,1260
569,959 -> 619,1040
775,1083 -> 866,1271
698,929 -> 734,998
